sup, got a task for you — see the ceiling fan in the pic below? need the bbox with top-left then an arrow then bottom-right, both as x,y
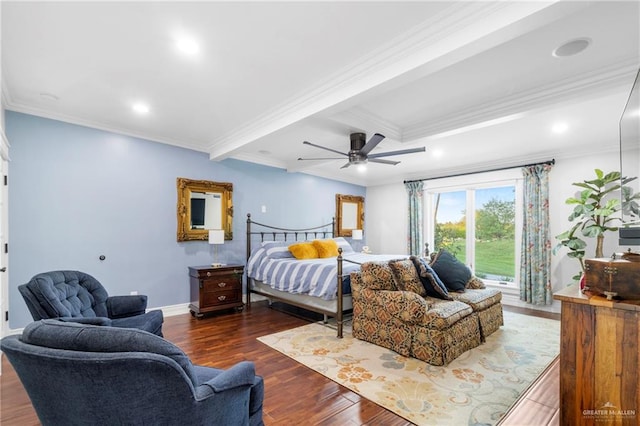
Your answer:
298,132 -> 425,169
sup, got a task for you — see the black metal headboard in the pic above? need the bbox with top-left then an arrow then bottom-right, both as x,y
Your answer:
246,213 -> 335,260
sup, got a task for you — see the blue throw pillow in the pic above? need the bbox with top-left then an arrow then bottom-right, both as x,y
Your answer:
429,249 -> 471,292
410,256 -> 451,300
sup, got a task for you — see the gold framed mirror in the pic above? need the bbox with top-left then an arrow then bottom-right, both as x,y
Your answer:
176,178 -> 233,242
335,194 -> 364,237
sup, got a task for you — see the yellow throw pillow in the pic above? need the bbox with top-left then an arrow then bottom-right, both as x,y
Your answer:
312,239 -> 339,258
288,242 -> 318,260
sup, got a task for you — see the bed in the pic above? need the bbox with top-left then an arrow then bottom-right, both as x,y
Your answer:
245,213 -> 402,338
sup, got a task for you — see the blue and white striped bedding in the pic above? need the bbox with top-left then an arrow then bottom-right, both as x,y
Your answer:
247,239 -> 404,300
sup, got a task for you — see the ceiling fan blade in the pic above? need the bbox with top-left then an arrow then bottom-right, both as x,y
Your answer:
369,158 -> 400,166
340,162 -> 351,169
303,141 -> 348,157
367,146 -> 426,159
359,133 -> 385,156
297,157 -> 345,161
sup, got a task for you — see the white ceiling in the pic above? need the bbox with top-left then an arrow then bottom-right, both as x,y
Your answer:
2,1 -> 639,186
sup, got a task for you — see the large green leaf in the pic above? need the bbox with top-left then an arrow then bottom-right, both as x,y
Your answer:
582,224 -> 604,237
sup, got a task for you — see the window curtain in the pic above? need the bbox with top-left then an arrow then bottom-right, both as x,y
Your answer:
405,181 -> 424,256
520,164 -> 553,305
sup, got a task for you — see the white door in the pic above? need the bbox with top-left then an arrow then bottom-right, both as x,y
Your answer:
0,138 -> 8,339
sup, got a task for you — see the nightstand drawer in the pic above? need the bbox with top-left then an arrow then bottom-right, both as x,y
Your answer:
202,288 -> 241,306
194,268 -> 243,279
201,277 -> 240,292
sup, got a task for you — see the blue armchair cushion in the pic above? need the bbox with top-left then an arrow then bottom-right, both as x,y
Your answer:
25,270 -> 109,318
57,317 -> 112,326
110,310 -> 164,335
22,319 -> 198,385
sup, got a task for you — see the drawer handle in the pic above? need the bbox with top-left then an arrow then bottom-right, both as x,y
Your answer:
206,272 -> 212,277
217,295 -> 227,301
218,282 -> 227,288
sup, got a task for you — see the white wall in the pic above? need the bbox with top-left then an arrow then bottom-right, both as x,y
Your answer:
366,150 -> 625,309
365,183 -> 408,255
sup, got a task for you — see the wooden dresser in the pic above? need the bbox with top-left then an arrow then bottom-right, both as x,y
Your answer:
554,285 -> 640,425
189,265 -> 244,318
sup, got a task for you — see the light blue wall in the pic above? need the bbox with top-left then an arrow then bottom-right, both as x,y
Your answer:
6,111 -> 364,328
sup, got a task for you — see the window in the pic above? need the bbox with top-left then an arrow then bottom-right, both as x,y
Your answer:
425,176 -> 522,288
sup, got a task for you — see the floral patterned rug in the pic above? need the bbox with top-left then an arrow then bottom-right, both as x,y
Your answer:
257,310 -> 559,425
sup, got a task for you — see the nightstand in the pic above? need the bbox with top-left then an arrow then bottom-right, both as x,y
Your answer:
188,265 -> 244,318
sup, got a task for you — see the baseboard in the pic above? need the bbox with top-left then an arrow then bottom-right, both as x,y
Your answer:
499,292 -> 561,314
158,303 -> 190,317
158,294 -> 268,317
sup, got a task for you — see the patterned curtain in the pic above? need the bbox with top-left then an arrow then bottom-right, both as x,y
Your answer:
405,181 -> 424,256
520,164 -> 553,305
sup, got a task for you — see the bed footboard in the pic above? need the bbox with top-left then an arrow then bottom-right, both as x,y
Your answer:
246,213 -> 349,338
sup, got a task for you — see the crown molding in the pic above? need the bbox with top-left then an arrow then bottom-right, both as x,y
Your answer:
207,1 -> 563,160
402,59 -> 639,141
397,143 -> 619,186
3,100 -> 209,154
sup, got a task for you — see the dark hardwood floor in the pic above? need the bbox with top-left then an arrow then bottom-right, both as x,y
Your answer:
1,303 -> 560,425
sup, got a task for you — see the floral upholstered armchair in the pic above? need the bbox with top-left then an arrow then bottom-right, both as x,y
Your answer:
351,260 -> 482,366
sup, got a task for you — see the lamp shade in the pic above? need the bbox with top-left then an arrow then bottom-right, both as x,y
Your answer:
208,229 -> 225,245
352,229 -> 363,240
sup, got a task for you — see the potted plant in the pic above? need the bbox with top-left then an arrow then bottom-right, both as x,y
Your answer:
554,169 -> 639,282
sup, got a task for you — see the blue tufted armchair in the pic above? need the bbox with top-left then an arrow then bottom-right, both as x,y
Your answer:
19,270 -> 164,336
1,320 -> 264,426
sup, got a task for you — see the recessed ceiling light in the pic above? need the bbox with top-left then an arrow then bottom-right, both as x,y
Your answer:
432,148 -> 444,158
552,37 -> 591,58
132,102 -> 150,114
551,122 -> 569,134
175,37 -> 199,55
357,164 -> 367,172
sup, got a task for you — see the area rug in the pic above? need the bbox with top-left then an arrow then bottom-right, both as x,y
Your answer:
257,310 -> 560,425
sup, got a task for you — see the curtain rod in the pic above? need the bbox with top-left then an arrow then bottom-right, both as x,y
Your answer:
403,159 -> 555,184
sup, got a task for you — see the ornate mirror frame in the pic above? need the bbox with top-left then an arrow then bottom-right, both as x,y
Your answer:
335,194 -> 364,237
176,177 -> 233,242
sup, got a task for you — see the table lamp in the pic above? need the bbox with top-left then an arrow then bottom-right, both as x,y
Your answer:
208,229 -> 225,267
352,229 -> 363,253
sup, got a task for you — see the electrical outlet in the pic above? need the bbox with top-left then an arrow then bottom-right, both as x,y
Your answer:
130,291 -> 138,295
